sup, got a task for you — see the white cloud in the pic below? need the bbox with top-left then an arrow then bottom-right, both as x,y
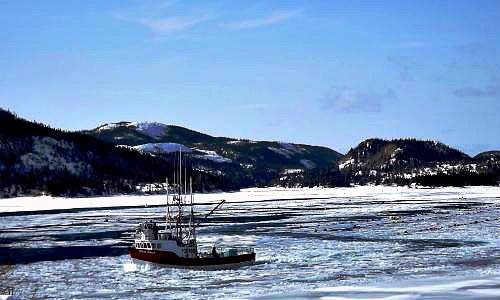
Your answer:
389,41 -> 426,49
229,103 -> 272,111
136,15 -> 211,34
224,9 -> 301,30
113,1 -> 212,35
321,86 -> 398,113
453,83 -> 500,98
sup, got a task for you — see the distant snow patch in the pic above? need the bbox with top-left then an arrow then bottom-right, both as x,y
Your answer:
268,147 -> 294,159
282,168 -> 303,174
279,142 -> 306,154
227,139 -> 257,145
133,143 -> 191,154
18,137 -> 88,176
391,147 -> 403,158
116,145 -> 135,150
132,122 -> 169,138
339,159 -> 354,169
95,123 -> 124,132
300,159 -> 316,169
193,149 -> 232,163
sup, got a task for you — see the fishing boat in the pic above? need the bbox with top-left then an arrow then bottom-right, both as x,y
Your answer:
128,150 -> 255,268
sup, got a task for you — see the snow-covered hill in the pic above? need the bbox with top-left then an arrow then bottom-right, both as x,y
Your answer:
338,138 -> 499,185
86,120 -> 344,186
0,109 -> 234,197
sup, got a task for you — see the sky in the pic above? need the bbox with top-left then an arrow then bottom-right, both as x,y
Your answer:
1,0 -> 499,155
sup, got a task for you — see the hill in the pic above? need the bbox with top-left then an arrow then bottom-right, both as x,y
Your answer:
340,138 -> 469,171
474,151 -> 500,162
85,121 -> 344,187
2,108 -> 498,195
0,109 -> 230,197
339,138 -> 499,186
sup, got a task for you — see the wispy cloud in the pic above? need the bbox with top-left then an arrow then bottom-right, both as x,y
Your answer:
387,56 -> 416,82
455,42 -> 485,56
321,86 -> 398,113
224,9 -> 301,30
135,15 -> 212,34
113,1 -> 212,35
453,83 -> 500,98
228,103 -> 272,111
387,41 -> 426,49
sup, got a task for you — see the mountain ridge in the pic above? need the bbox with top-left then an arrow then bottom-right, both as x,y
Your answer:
85,121 -> 345,187
88,121 -> 335,150
1,108 -> 499,197
0,109 -> 234,197
338,138 -> 498,186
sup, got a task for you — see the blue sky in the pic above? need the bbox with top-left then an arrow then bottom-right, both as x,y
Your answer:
1,1 -> 499,155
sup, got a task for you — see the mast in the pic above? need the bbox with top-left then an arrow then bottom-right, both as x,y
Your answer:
190,176 -> 195,240
166,177 -> 170,232
179,148 -> 182,196
178,148 -> 183,240
184,154 -> 187,200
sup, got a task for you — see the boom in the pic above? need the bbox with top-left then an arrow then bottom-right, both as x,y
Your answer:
196,199 -> 226,227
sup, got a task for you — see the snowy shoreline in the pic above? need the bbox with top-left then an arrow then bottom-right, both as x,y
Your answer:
1,186 -> 500,215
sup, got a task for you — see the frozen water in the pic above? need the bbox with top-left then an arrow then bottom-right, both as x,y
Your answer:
1,186 -> 500,299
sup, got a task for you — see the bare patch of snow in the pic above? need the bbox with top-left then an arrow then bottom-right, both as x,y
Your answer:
268,147 -> 294,159
279,142 -> 306,154
193,149 -> 232,163
18,137 -> 88,176
94,122 -> 130,132
116,145 -> 135,150
339,159 -> 354,169
132,122 -> 169,138
96,123 -> 118,131
391,147 -> 403,158
282,169 -> 303,174
300,159 -> 316,169
134,143 -> 191,154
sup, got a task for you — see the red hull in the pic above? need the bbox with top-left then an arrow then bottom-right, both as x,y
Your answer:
128,247 -> 255,267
